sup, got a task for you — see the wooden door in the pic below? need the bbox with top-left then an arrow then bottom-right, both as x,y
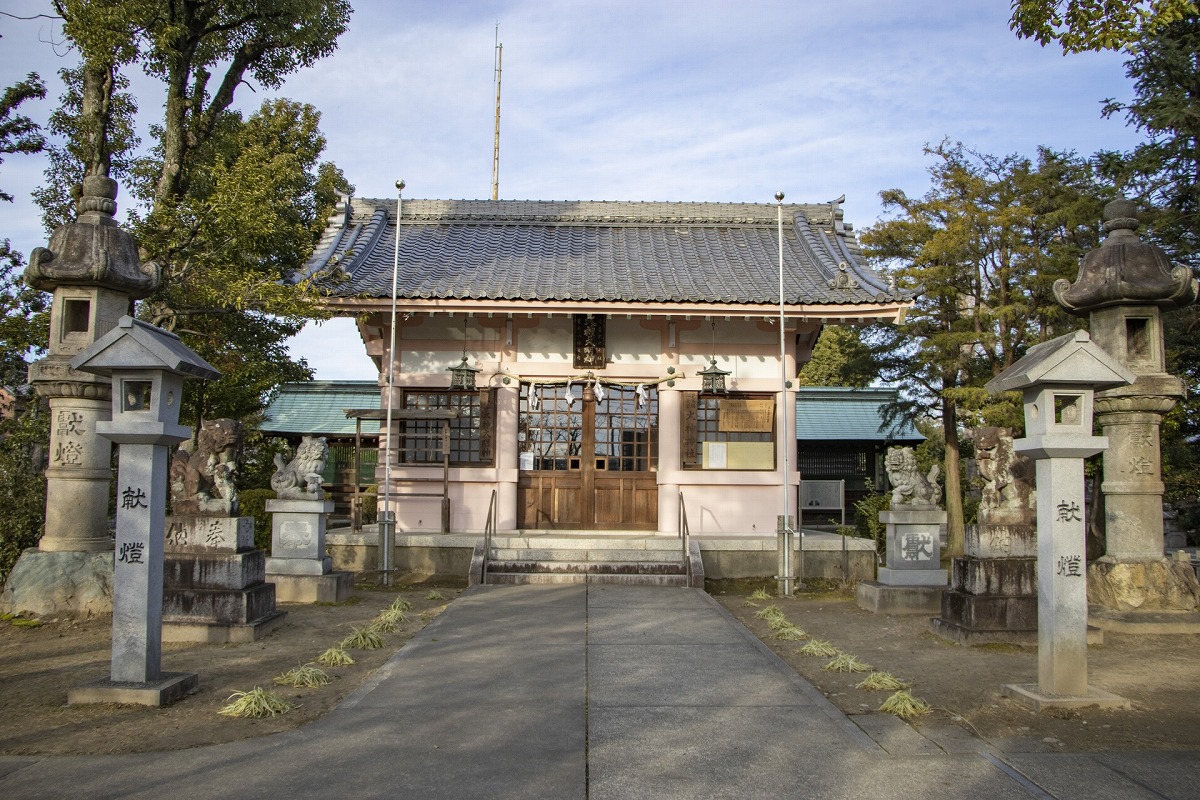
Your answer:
518,383 -> 658,530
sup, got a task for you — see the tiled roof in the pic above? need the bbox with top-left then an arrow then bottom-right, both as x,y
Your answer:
795,387 -> 924,442
261,381 -> 381,437
301,198 -> 907,307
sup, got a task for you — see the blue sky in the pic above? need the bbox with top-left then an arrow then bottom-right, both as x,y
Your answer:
1,1 -> 1145,380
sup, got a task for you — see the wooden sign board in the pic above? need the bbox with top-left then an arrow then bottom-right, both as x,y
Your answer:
718,399 -> 774,433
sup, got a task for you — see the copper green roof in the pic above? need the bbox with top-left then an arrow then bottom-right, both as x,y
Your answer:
795,387 -> 924,442
261,381 -> 381,437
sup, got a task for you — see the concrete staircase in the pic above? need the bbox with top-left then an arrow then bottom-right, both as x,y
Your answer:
469,535 -> 704,588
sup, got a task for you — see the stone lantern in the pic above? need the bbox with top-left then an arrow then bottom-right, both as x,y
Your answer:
986,330 -> 1134,710
68,316 -> 218,706
1054,198 -> 1200,611
1,177 -> 160,618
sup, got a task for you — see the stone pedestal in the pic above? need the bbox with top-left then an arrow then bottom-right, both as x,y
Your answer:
857,507 -> 947,614
265,498 -> 352,603
162,515 -> 286,643
931,514 -> 1038,643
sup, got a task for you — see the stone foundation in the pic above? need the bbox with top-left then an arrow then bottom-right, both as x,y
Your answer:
0,549 -> 114,617
1087,557 -> 1200,612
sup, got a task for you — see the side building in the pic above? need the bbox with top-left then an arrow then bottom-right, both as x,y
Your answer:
296,197 -> 913,536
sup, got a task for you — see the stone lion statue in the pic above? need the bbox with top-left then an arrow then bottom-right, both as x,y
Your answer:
270,435 -> 329,500
170,418 -> 242,516
974,427 -> 1035,513
885,446 -> 942,507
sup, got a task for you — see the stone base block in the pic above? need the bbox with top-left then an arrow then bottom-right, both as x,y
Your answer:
1087,557 -> 1200,612
163,582 -> 277,624
68,671 -> 198,707
265,556 -> 333,576
877,567 -> 948,586
929,617 -> 1036,645
952,557 -> 1036,596
1088,606 -> 1200,635
165,516 -> 254,552
965,523 -> 1036,559
164,550 -> 265,590
940,590 -> 1036,631
856,581 -> 943,614
1001,683 -> 1130,712
162,610 -> 288,643
0,549 -> 114,617
268,571 -> 354,603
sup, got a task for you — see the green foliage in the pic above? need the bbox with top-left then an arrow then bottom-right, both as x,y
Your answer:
238,488 -> 276,552
0,244 -> 49,389
795,325 -> 875,388
0,68 -> 46,202
1010,0 -> 1197,53
852,480 -> 890,552
0,404 -> 48,585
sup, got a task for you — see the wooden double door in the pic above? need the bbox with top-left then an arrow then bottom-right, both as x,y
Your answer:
517,383 -> 658,530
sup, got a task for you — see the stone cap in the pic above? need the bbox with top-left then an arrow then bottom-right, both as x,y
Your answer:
70,316 -> 219,379
986,330 -> 1135,394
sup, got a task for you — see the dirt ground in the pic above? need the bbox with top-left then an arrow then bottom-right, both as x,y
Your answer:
713,582 -> 1200,753
0,578 -> 464,756
2,579 -> 1198,756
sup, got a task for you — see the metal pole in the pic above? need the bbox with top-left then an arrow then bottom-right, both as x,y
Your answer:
381,180 -> 405,586
776,191 -> 793,596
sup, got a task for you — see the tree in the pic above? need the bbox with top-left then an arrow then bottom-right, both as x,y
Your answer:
1010,0 -> 1198,52
1098,14 -> 1200,532
40,1 -> 353,431
861,142 -> 1111,557
795,325 -> 875,388
0,69 -> 47,202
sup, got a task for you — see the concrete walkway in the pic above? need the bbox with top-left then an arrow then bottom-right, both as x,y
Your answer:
1,585 -> 1196,799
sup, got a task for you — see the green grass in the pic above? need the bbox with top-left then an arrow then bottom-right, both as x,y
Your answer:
316,647 -> 355,667
273,663 -> 331,688
218,687 -> 294,718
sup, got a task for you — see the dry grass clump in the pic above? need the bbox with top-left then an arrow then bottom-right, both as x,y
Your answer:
749,588 -> 773,601
316,646 -> 355,667
772,625 -> 808,641
218,687 -> 294,718
824,653 -> 872,673
371,608 -> 407,633
856,672 -> 908,691
798,639 -> 840,657
389,597 -> 413,613
273,663 -> 330,688
879,690 -> 933,719
341,625 -> 385,650
425,590 -> 446,601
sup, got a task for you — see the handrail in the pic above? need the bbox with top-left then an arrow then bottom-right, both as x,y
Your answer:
679,491 -> 691,583
482,489 -> 498,584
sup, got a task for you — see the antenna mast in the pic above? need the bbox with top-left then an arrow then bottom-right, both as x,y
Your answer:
491,24 -> 503,201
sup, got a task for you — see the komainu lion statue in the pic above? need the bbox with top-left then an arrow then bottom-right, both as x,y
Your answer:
270,435 -> 329,499
169,418 -> 242,516
885,446 -> 942,507
974,426 -> 1035,513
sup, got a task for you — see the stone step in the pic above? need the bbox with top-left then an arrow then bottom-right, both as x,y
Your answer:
484,571 -> 690,587
489,547 -> 682,563
488,560 -> 686,576
487,536 -> 683,551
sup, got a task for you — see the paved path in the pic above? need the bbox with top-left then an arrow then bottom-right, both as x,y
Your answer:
1,585 -> 1196,799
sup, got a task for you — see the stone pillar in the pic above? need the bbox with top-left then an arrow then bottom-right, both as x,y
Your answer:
496,383 -> 519,531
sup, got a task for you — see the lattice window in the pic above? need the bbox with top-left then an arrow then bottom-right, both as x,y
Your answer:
400,390 -> 494,466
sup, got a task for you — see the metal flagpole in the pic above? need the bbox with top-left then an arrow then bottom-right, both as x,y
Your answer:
381,179 -> 405,587
776,191 -> 794,596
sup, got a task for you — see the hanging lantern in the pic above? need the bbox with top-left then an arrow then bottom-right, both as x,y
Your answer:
448,353 -> 481,389
699,357 -> 730,395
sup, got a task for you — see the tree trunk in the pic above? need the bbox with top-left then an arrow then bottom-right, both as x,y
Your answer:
942,393 -> 965,560
79,61 -> 115,180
